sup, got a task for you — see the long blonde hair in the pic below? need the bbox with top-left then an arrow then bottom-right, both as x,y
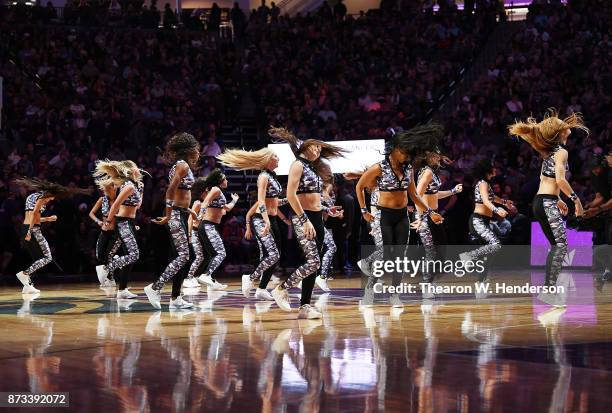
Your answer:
508,109 -> 589,156
268,126 -> 346,183
93,159 -> 142,189
217,148 -> 276,171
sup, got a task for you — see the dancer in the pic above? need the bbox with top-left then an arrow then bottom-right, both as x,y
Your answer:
216,148 -> 286,300
508,110 -> 588,289
94,160 -> 145,300
458,160 -> 513,283
197,168 -> 239,290
317,181 -> 341,292
356,124 -> 444,307
89,180 -> 121,288
267,127 -> 345,318
15,178 -> 87,294
146,132 -> 200,310
183,177 -> 207,289
415,150 -> 463,283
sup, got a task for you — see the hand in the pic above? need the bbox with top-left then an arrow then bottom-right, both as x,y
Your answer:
262,222 -> 270,236
97,220 -> 104,228
48,215 -> 58,222
410,219 -> 424,230
231,193 -> 239,202
188,209 -> 198,220
557,200 -> 569,216
328,206 -> 343,218
153,216 -> 170,225
453,184 -> 463,194
407,206 -> 415,214
282,217 -> 291,226
245,227 -> 253,240
441,155 -> 453,165
496,208 -> 508,218
25,231 -> 31,241
583,207 -> 601,218
304,220 -> 315,240
430,211 -> 444,224
574,200 -> 584,217
362,211 -> 374,222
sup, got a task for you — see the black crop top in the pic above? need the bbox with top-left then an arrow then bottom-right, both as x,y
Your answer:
169,160 -> 195,190
418,166 -> 441,195
541,146 -> 568,178
120,180 -> 143,206
379,157 -> 411,192
474,179 -> 494,204
296,158 -> 322,195
208,190 -> 227,209
25,192 -> 46,213
260,170 -> 283,198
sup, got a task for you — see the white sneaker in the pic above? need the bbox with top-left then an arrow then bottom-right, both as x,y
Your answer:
144,284 -> 162,309
22,284 -> 40,294
182,277 -> 198,289
389,293 -> 403,308
242,274 -> 255,298
315,276 -> 331,292
255,288 -> 274,301
16,271 -> 30,287
211,279 -> 227,290
169,296 -> 194,309
197,274 -> 213,286
96,265 -> 109,284
271,286 -> 292,312
116,289 -> 138,299
100,278 -> 116,289
297,304 -> 322,319
197,274 -> 226,290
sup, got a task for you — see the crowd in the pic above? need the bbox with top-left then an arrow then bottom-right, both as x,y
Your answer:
434,0 -> 611,243
0,0 -> 609,279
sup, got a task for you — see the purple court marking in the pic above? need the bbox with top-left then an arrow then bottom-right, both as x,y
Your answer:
530,222 -> 593,267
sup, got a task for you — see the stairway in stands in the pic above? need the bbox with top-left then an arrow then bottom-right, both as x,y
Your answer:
219,117 -> 261,208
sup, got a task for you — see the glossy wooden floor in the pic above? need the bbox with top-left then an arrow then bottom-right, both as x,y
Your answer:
1,272 -> 612,413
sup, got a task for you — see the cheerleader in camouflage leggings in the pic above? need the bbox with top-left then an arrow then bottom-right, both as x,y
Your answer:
94,160 -> 145,300
459,160 -> 514,282
89,181 -> 121,288
509,110 -> 588,291
197,169 -> 239,290
267,127 -> 345,319
182,177 -> 207,289
146,133 -> 200,310
415,150 -> 462,285
15,178 -> 88,294
356,125 -> 445,307
217,147 -> 291,300
317,181 -> 341,292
